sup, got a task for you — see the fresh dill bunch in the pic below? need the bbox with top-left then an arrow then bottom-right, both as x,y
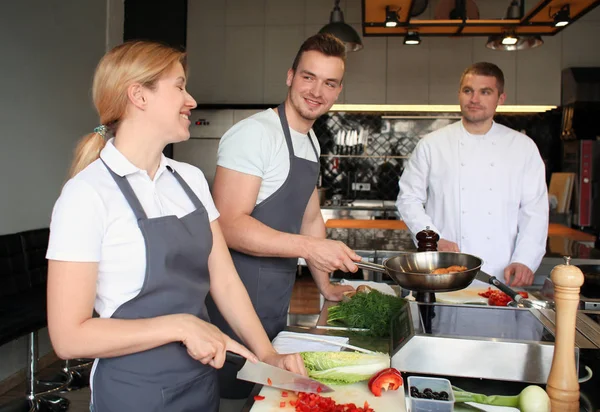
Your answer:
327,290 -> 406,337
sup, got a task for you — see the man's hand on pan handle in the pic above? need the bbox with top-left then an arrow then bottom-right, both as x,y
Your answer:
302,238 -> 361,273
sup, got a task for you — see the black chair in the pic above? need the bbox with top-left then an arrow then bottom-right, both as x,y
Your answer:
0,230 -> 69,412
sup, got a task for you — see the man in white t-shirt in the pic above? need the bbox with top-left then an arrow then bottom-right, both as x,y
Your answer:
396,62 -> 549,287
205,34 -> 361,399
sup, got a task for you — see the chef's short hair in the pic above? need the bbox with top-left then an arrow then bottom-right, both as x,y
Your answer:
291,33 -> 346,73
460,62 -> 505,95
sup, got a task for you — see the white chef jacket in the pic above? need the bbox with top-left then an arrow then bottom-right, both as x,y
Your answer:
396,120 -> 549,281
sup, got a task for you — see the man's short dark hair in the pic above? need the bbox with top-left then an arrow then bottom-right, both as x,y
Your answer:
460,62 -> 505,94
291,33 -> 346,73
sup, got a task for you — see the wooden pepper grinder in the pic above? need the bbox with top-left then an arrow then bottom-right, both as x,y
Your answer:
416,227 -> 439,252
546,256 -> 584,412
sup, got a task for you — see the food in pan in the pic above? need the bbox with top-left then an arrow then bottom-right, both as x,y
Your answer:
430,265 -> 468,274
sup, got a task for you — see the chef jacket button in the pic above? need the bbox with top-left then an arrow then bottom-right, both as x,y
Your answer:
462,210 -> 466,214
461,162 -> 465,166
492,142 -> 496,145
488,211 -> 492,215
490,162 -> 495,167
461,187 -> 465,191
487,236 -> 491,240
489,188 -> 493,191
462,236 -> 466,240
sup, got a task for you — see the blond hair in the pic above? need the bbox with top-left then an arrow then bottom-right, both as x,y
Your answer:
69,41 -> 187,178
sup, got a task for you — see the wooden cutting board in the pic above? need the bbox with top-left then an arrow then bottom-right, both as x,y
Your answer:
249,382 -> 407,411
435,284 -> 538,305
435,286 -> 490,304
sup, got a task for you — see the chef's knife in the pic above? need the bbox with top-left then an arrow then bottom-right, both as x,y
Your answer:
476,270 -> 553,309
225,351 -> 334,394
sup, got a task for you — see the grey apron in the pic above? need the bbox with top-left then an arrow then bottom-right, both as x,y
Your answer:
206,103 -> 319,398
92,162 -> 219,412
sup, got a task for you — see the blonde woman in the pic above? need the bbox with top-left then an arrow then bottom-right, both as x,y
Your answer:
46,41 -> 305,412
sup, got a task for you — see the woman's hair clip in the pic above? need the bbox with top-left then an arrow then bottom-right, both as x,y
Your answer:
94,125 -> 107,138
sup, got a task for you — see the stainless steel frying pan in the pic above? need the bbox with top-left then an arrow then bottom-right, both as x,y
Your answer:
355,251 -> 483,293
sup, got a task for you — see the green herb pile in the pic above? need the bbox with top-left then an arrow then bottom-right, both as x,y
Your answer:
327,290 -> 406,337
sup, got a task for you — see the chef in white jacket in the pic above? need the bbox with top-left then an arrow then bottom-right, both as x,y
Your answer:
396,62 -> 548,286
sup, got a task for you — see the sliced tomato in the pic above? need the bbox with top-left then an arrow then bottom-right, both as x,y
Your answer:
267,378 -> 272,386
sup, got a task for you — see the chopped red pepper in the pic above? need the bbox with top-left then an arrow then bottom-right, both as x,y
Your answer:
254,395 -> 265,401
293,392 -> 374,412
267,378 -> 272,386
368,367 -> 403,397
280,401 -> 286,407
478,288 -> 529,306
317,386 -> 322,393
281,391 -> 288,397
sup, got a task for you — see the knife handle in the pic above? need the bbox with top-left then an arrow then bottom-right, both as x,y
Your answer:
225,351 -> 247,369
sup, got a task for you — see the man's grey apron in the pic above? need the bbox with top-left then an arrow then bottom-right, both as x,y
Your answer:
206,103 -> 320,399
92,162 -> 219,412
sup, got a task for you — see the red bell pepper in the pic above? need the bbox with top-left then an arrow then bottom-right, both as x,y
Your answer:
367,368 -> 403,397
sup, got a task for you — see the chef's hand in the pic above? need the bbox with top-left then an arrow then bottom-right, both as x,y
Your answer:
504,263 -> 534,287
178,314 -> 258,368
304,238 -> 361,273
437,239 -> 460,252
319,283 -> 355,302
262,351 -> 308,376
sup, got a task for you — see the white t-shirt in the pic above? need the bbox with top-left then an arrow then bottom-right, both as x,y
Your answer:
216,108 -> 321,205
46,139 -> 219,319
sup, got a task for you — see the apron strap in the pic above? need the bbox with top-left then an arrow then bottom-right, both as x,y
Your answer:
306,131 -> 319,160
102,159 -> 148,222
167,166 -> 204,210
276,103 -> 319,162
276,103 -> 295,160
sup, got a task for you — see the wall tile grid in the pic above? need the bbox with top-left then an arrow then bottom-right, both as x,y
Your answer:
314,110 -> 562,201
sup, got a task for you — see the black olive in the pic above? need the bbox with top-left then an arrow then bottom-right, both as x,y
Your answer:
439,391 -> 449,399
423,388 -> 433,394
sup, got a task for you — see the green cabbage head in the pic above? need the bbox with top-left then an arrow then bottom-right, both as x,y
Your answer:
301,351 -> 390,385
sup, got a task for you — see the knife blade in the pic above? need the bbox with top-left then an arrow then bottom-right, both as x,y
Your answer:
225,351 -> 334,394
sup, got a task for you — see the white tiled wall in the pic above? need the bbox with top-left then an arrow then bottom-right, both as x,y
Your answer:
187,0 -> 600,106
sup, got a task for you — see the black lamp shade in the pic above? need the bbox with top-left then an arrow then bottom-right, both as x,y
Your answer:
319,4 -> 363,52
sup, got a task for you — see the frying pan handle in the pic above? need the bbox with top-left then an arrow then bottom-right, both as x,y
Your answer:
355,261 -> 388,273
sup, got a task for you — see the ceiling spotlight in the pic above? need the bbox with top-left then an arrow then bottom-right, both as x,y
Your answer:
319,0 -> 363,52
385,6 -> 400,27
486,33 -> 543,51
404,31 -> 421,45
553,4 -> 571,27
501,34 -> 518,45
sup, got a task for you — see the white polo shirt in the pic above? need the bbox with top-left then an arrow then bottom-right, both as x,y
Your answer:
46,139 -> 219,319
